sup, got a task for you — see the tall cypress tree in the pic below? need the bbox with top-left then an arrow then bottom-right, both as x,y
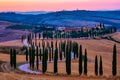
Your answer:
84,49 -> 87,75
76,43 -> 78,58
60,50 -> 62,61
65,41 -> 71,75
36,46 -> 39,70
51,40 -> 54,60
95,55 -> 98,76
66,43 -> 68,74
31,46 -> 35,69
45,48 -> 48,72
13,49 -> 16,69
25,48 -> 28,62
64,40 -> 66,58
99,56 -> 103,76
79,45 -> 82,75
42,47 -> 45,73
112,44 -> 117,76
29,47 -> 32,68
54,47 -> 58,73
67,42 -> 71,75
39,48 -> 42,61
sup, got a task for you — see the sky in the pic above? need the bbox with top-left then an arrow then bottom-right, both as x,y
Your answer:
0,0 -> 120,12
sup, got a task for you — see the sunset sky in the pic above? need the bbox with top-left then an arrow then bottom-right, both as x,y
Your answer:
0,0 -> 120,11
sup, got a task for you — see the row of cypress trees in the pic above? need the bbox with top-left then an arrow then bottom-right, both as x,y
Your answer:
22,26 -> 117,40
10,39 -> 117,76
95,55 -> 103,76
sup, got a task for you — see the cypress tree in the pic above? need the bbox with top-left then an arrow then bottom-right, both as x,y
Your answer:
36,46 -> 39,70
39,48 -> 42,61
31,46 -> 35,69
66,42 -> 68,74
29,47 -> 32,68
60,50 -> 62,61
112,44 -> 117,76
42,48 -> 45,73
25,48 -> 28,62
76,43 -> 78,58
66,41 -> 71,75
63,40 -> 66,58
13,49 -> 16,69
84,49 -> 87,75
54,47 -> 58,73
67,42 -> 71,75
45,48 -> 48,72
51,40 -> 54,60
99,56 -> 103,76
95,55 -> 98,76
79,45 -> 82,75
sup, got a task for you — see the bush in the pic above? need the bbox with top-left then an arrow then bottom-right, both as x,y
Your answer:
21,46 -> 27,51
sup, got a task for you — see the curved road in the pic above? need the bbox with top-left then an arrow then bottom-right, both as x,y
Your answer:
18,39 -> 92,74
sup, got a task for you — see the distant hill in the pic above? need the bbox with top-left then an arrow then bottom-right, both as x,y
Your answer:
0,10 -> 120,30
16,11 -> 49,15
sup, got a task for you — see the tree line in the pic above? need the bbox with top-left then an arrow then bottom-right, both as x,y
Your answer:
10,40 -> 117,76
22,26 -> 117,40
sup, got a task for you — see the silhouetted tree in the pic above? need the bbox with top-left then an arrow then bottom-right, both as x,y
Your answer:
39,48 -> 42,61
45,48 -> 48,72
54,47 -> 58,73
66,41 -> 71,75
25,48 -> 28,62
79,45 -> 82,75
95,55 -> 98,76
42,48 -> 45,73
84,49 -> 87,75
112,44 -> 117,76
99,56 -> 103,76
60,50 -> 62,61
29,47 -> 32,68
36,46 -> 39,70
13,49 -> 16,69
51,41 -> 54,60
31,46 -> 35,69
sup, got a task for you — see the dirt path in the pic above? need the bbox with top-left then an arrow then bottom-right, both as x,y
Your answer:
0,62 -> 10,73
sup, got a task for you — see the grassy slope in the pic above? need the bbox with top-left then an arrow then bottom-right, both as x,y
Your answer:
0,33 -> 120,79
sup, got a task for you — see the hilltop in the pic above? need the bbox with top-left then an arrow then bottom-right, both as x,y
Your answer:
0,10 -> 120,30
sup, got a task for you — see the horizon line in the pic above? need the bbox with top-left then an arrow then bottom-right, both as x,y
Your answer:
0,9 -> 120,12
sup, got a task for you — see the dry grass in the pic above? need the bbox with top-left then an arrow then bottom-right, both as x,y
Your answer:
1,72 -> 115,80
111,32 -> 120,41
0,53 -> 26,63
0,33 -> 120,79
0,40 -> 23,47
35,39 -> 120,77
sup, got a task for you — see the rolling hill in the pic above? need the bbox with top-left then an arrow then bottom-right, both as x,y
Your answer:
0,10 -> 120,30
